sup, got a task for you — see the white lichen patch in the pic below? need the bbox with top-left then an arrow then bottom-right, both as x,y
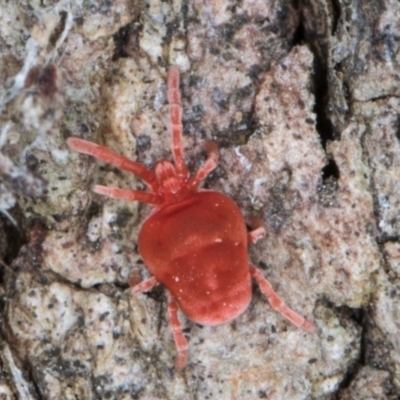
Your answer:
372,248 -> 400,387
357,98 -> 400,236
340,366 -> 392,399
6,272 -> 157,398
43,226 -> 140,288
80,0 -> 136,41
252,47 -> 380,309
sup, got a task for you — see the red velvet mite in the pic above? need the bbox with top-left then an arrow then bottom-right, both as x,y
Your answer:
67,66 -> 314,370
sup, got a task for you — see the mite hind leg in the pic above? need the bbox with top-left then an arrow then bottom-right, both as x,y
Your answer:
130,276 -> 160,295
167,292 -> 188,370
247,217 -> 266,244
249,266 -> 314,332
130,278 -> 189,369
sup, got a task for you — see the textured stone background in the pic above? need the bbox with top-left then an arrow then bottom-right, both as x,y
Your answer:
0,0 -> 399,399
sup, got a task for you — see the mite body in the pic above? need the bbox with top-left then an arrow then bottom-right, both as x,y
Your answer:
139,191 -> 251,326
68,66 -> 314,369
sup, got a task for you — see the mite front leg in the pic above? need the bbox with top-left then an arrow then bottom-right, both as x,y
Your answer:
167,292 -> 188,370
249,266 -> 314,332
94,185 -> 162,206
67,137 -> 157,190
167,66 -> 187,177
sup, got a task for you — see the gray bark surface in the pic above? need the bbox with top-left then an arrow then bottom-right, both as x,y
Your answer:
0,0 -> 399,399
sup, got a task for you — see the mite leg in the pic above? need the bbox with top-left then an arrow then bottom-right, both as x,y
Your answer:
93,185 -> 162,206
130,276 -> 160,295
167,292 -> 188,370
249,266 -> 314,332
247,217 -> 266,244
67,137 -> 158,190
167,66 -> 187,177
188,140 -> 219,189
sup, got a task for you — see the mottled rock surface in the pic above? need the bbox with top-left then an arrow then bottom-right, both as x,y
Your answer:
0,0 -> 400,399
